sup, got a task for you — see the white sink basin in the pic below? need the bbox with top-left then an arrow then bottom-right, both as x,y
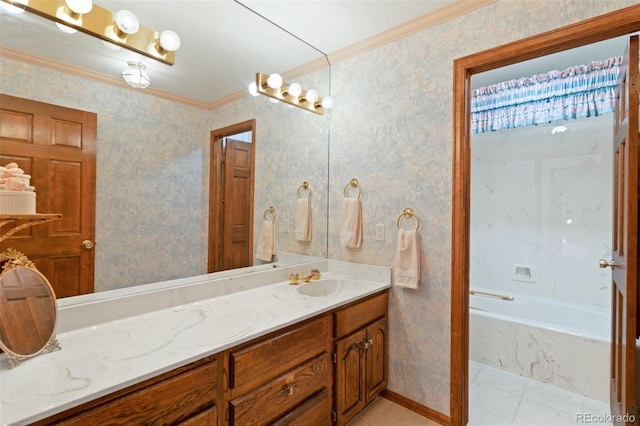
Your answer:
296,279 -> 345,297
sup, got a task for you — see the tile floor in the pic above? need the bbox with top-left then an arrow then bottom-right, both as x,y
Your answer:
347,396 -> 441,426
468,361 -> 612,426
347,361 -> 611,426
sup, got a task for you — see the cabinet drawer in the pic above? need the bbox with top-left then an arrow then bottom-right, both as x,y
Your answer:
60,358 -> 218,425
272,388 -> 331,426
334,291 -> 388,338
229,353 -> 330,425
180,406 -> 217,426
229,315 -> 331,394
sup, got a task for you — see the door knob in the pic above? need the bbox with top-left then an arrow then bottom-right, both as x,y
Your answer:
599,259 -> 616,269
82,240 -> 94,249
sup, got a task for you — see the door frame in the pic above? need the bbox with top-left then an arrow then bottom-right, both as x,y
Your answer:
451,6 -> 640,425
208,119 -> 256,273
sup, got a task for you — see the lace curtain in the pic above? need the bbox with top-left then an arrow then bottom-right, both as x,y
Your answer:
471,56 -> 623,134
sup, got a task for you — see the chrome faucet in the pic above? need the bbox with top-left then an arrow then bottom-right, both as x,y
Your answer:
289,268 -> 321,285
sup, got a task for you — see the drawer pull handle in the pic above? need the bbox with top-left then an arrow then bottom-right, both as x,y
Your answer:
276,384 -> 296,397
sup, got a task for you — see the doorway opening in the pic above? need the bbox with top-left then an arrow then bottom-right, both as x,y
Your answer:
208,119 -> 256,273
451,7 -> 640,426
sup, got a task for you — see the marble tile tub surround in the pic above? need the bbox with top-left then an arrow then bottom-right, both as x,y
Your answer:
469,309 -> 609,402
0,260 -> 390,425
470,115 -> 614,309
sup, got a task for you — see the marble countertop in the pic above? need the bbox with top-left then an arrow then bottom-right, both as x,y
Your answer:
0,260 -> 390,425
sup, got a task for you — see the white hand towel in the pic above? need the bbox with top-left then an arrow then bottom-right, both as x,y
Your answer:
394,229 -> 420,289
340,198 -> 362,248
256,219 -> 277,261
295,198 -> 312,242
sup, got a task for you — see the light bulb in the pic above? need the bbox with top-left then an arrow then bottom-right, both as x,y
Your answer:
115,10 -> 139,36
159,30 -> 180,52
320,97 -> 333,109
64,0 -> 92,15
286,83 -> 302,97
55,22 -> 77,33
248,82 -> 259,97
305,89 -> 318,103
266,73 -> 283,89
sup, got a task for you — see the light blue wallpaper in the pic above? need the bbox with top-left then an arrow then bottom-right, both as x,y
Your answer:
326,0 -> 638,416
0,60 -> 329,291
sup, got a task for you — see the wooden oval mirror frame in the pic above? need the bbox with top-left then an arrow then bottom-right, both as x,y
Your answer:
0,248 -> 60,368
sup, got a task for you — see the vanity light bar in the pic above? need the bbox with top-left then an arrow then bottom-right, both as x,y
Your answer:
256,72 -> 325,115
1,0 -> 177,66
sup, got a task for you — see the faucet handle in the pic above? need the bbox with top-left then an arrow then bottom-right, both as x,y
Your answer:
289,273 -> 300,285
310,269 -> 321,280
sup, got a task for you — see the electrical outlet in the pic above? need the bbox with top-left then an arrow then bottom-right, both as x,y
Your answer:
375,224 -> 385,241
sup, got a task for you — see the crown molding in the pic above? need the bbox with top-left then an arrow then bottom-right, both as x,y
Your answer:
327,0 -> 497,65
0,47 -> 210,109
1,0 -> 494,110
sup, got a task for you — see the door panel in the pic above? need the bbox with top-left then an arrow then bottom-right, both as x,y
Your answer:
365,316 -> 388,401
609,35 -> 638,425
0,95 -> 96,297
335,330 -> 366,426
221,138 -> 253,270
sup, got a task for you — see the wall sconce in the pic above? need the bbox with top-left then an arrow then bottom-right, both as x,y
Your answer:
0,0 -> 181,66
249,72 -> 332,115
121,61 -> 150,88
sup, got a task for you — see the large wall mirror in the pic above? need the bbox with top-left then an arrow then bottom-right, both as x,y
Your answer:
0,1 -> 330,297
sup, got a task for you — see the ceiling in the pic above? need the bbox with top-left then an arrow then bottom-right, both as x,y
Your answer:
0,0 -> 453,106
0,0 -> 633,107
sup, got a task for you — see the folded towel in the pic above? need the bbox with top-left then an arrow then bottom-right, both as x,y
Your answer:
295,198 -> 312,242
256,219 -> 277,261
340,197 -> 362,248
394,229 -> 420,289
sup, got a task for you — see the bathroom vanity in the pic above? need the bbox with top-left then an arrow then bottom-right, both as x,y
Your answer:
0,260 -> 390,425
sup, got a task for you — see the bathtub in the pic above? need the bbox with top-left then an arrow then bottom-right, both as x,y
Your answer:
469,290 -> 611,401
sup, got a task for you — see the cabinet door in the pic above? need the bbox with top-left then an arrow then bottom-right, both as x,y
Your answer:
365,316 -> 388,401
334,329 -> 366,426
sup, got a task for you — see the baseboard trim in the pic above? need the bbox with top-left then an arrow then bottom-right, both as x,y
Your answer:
381,389 -> 451,426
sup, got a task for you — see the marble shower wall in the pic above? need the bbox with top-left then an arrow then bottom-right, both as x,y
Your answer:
470,115 -> 613,309
326,0 -> 636,416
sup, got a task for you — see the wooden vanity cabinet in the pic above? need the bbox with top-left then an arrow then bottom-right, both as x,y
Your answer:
333,292 -> 388,426
33,289 -> 388,426
33,354 -> 221,426
224,314 -> 333,425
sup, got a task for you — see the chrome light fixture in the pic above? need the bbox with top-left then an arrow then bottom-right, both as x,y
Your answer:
0,0 -> 181,66
250,72 -> 332,115
122,61 -> 150,88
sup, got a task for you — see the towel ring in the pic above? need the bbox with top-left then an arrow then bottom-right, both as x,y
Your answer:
264,206 -> 276,222
297,181 -> 312,199
397,207 -> 421,231
343,178 -> 362,199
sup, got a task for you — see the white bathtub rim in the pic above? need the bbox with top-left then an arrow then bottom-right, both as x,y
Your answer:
469,288 -> 610,342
